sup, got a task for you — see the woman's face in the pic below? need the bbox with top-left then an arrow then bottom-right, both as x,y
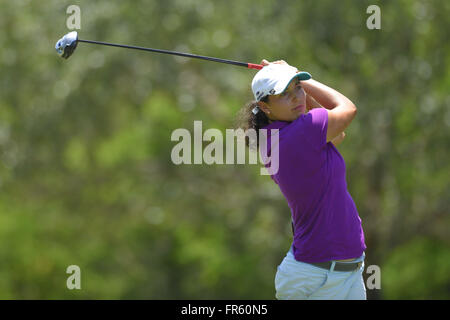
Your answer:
258,78 -> 307,122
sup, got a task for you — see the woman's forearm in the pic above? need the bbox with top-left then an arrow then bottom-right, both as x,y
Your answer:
306,94 -> 323,111
301,79 -> 355,110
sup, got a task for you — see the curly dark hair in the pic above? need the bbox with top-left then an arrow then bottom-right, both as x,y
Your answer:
234,96 -> 270,150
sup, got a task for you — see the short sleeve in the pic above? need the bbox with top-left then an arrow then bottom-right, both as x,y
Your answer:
300,108 -> 328,149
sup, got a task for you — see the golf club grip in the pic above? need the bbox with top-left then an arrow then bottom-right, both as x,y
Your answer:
247,63 -> 263,70
78,39 -> 263,70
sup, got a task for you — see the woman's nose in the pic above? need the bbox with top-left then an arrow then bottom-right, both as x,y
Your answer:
291,92 -> 301,104
292,90 -> 304,104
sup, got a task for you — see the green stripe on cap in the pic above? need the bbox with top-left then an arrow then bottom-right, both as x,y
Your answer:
281,71 -> 312,94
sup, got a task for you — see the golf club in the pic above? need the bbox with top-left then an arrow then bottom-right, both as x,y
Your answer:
55,31 -> 263,70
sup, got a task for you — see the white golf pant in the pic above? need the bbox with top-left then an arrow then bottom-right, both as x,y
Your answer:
275,248 -> 366,300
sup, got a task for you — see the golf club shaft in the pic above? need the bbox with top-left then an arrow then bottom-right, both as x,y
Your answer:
77,39 -> 263,70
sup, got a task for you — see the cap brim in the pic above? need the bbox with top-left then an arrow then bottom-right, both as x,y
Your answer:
280,71 -> 312,93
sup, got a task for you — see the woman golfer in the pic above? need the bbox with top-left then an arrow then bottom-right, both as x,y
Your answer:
238,59 -> 367,300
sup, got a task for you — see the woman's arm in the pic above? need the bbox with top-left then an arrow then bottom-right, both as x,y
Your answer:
306,94 -> 322,111
260,59 -> 356,143
301,79 -> 356,142
307,94 -> 346,146
301,79 -> 355,111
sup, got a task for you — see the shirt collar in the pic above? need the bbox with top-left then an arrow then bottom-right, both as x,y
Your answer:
262,120 -> 291,131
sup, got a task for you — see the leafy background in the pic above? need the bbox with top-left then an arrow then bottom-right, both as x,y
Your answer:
0,0 -> 448,299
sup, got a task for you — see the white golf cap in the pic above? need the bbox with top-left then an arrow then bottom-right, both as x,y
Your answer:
251,64 -> 311,101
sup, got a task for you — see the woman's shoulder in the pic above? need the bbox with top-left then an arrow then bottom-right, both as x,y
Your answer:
289,108 -> 328,130
282,109 -> 329,149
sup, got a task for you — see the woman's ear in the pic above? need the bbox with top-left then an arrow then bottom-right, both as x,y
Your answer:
257,101 -> 271,115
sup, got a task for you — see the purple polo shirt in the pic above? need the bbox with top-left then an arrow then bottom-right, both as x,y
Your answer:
260,108 -> 366,263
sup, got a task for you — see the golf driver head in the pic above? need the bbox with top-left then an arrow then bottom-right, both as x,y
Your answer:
55,31 -> 78,59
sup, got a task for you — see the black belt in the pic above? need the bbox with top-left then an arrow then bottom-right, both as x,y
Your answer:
310,260 -> 362,272
289,225 -> 363,272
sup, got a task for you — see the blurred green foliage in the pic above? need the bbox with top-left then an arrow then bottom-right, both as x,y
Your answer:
382,237 -> 450,299
0,0 -> 449,299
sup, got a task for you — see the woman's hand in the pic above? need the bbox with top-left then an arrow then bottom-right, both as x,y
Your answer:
331,132 -> 346,147
260,59 -> 299,73
260,59 -> 271,66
